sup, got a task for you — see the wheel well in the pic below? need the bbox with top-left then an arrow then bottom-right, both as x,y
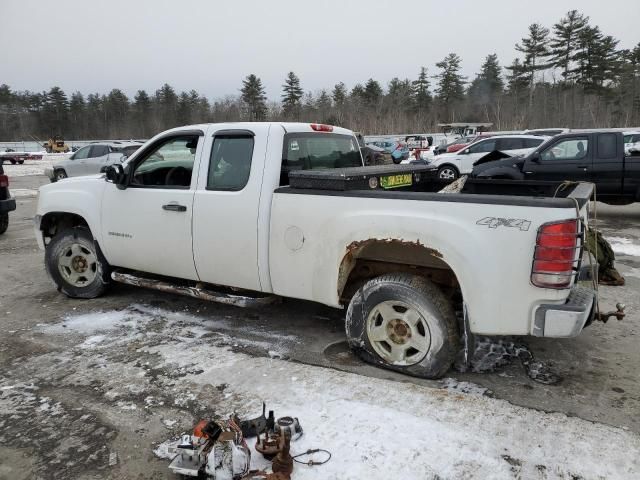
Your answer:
40,212 -> 89,245
338,239 -> 462,305
438,164 -> 459,173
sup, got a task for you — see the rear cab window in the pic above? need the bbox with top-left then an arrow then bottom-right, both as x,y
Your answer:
280,133 -> 362,185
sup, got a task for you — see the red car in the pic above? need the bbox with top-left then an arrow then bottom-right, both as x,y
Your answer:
446,133 -> 494,153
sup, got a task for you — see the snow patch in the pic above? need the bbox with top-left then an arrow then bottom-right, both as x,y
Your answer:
607,236 -> 640,257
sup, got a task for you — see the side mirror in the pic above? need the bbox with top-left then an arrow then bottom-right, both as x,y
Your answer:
105,164 -> 127,189
530,152 -> 540,163
461,149 -> 469,155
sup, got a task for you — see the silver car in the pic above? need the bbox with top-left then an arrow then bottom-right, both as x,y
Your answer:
45,141 -> 143,182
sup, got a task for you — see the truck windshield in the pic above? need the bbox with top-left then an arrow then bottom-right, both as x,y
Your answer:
281,133 -> 362,184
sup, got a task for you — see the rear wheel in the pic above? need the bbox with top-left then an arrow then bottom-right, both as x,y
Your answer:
45,227 -> 110,298
0,213 -> 8,235
346,273 -> 459,379
18,160 -> 24,164
437,165 -> 459,181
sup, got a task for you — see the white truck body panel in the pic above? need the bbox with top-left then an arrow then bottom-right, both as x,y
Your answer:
36,122 -> 592,339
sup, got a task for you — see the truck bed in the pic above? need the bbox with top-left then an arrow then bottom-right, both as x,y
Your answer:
284,165 -> 593,208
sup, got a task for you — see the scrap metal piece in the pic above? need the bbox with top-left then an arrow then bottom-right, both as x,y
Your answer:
276,416 -> 303,441
271,434 -> 293,479
111,270 -> 279,308
596,303 -> 626,323
240,403 -> 275,437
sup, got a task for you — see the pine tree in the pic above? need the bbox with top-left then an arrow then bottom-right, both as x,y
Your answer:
363,78 -> 383,106
332,82 -> 347,106
574,25 -> 619,92
412,67 -> 432,111
240,74 -> 267,121
505,58 -> 529,94
434,53 -> 466,120
42,86 -> 69,137
515,23 -> 550,105
68,92 -> 85,137
154,83 -> 178,129
281,72 -> 303,119
133,90 -> 152,137
549,10 -> 589,83
469,54 -> 504,101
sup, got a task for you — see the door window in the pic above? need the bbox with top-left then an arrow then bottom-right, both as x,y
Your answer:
597,134 -> 617,159
207,136 -> 254,191
467,139 -> 496,154
523,138 -> 544,148
497,138 -> 524,150
541,138 -> 588,161
89,145 -> 109,158
131,135 -> 198,188
72,145 -> 91,160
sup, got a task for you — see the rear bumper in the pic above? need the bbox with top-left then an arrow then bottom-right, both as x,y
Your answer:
532,286 -> 595,337
0,197 -> 16,213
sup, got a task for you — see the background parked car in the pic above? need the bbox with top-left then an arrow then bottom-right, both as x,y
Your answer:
367,140 -> 410,164
355,133 -> 391,165
0,160 -> 17,235
430,135 -> 548,180
45,141 -> 143,182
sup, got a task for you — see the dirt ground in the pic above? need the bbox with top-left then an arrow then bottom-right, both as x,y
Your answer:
1,174 -> 639,479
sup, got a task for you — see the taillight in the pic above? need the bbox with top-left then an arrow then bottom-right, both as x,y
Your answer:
531,219 -> 580,288
0,175 -> 8,188
310,123 -> 333,132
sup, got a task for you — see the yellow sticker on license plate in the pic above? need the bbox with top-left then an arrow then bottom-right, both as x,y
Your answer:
379,173 -> 412,189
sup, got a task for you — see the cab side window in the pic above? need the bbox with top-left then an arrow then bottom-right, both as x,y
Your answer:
207,136 -> 254,191
131,135 -> 199,188
540,138 -> 589,161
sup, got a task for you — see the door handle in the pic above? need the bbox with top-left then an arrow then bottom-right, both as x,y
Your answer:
577,165 -> 588,169
162,204 -> 187,212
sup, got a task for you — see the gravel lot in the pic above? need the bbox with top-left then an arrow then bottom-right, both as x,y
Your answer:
1,173 -> 639,479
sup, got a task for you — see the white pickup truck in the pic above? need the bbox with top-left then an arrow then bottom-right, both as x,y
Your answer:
35,122 -> 597,378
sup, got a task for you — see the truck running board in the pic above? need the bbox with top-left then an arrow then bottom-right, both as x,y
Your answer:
111,270 -> 279,308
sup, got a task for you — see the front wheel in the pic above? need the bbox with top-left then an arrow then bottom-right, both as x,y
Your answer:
45,227 -> 110,298
346,273 -> 459,379
0,213 -> 8,235
54,169 -> 68,181
437,165 -> 459,181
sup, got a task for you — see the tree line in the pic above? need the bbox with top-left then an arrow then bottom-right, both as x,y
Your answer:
0,9 -> 638,141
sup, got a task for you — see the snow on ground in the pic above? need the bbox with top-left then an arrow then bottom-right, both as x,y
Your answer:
606,236 -> 640,257
9,188 -> 39,198
34,306 -> 640,479
2,153 -> 64,177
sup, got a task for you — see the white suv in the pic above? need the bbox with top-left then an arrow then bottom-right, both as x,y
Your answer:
430,135 -> 549,180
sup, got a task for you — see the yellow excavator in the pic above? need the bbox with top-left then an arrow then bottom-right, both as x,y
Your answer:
43,136 -> 70,153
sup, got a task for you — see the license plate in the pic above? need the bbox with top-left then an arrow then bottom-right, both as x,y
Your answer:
379,173 -> 412,189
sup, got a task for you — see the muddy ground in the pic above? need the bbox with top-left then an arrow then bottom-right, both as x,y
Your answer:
1,174 -> 639,479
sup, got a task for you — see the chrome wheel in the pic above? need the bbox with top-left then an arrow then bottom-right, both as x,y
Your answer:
57,243 -> 97,287
366,300 -> 431,365
438,167 -> 457,180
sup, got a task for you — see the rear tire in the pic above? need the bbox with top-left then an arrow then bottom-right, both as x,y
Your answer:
45,227 -> 110,298
0,213 -> 8,235
345,273 -> 459,379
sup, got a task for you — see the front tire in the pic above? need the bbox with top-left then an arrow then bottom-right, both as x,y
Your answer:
54,169 -> 68,181
45,227 -> 110,298
437,165 -> 459,181
346,273 -> 459,379
0,213 -> 8,235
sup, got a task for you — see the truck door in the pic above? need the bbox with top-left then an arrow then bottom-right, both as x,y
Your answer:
589,132 -> 624,195
191,125 -> 270,292
524,136 -> 592,182
100,132 -> 204,280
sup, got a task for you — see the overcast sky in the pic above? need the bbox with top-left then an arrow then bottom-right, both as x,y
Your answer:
1,0 -> 638,100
